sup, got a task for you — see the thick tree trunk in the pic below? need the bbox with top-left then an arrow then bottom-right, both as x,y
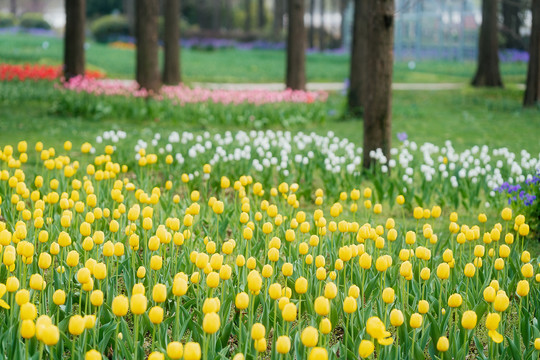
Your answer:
309,0 -> 315,49
136,0 -> 161,92
502,0 -> 523,49
163,0 -> 181,85
286,0 -> 306,90
64,0 -> 86,81
245,0 -> 252,32
524,0 -> 540,107
472,0 -> 503,87
319,0 -> 325,51
258,0 -> 266,29
10,0 -> 16,15
273,0 -> 284,39
347,0 -> 368,116
363,0 -> 394,169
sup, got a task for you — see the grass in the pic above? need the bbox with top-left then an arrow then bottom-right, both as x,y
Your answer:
0,33 -> 529,84
0,81 -> 538,155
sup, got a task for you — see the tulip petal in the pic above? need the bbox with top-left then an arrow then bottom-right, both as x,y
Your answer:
0,300 -> 10,310
488,330 -> 503,344
378,336 -> 394,346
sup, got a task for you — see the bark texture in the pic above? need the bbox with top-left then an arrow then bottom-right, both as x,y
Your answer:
347,0 -> 368,116
163,0 -> 181,85
286,0 -> 306,90
472,0 -> 503,87
524,0 -> 540,107
136,0 -> 161,92
64,0 -> 86,81
363,0 -> 394,169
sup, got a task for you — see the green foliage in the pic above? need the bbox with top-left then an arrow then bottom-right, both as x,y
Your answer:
0,12 -> 16,28
86,0 -> 123,19
90,15 -> 130,43
19,12 -> 51,30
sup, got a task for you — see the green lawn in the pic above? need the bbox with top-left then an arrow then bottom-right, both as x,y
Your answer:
0,81 -> 538,155
0,33 -> 529,84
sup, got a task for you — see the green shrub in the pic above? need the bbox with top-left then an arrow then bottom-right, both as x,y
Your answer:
0,12 -> 16,28
91,14 -> 130,43
19,12 -> 51,30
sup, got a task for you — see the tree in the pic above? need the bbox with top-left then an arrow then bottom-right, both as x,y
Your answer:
272,0 -> 285,40
163,0 -> 181,85
258,0 -> 266,29
64,0 -> 86,81
502,0 -> 525,50
136,0 -> 161,92
10,0 -> 16,15
524,0 -> 540,107
363,0 -> 394,169
245,0 -> 252,32
339,0 -> 348,47
286,0 -> 306,90
309,0 -> 315,48
472,0 -> 503,87
319,0 -> 325,51
347,0 -> 368,116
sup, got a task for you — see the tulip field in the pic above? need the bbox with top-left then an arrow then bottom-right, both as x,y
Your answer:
0,129 -> 538,360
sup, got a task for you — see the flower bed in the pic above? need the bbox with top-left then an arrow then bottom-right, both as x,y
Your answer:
62,76 -> 328,105
0,133 -> 538,360
0,63 -> 105,82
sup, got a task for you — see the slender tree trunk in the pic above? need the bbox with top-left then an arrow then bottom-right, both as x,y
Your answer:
123,0 -> 136,35
163,0 -> 181,85
136,0 -> 161,92
339,0 -> 347,47
286,0 -> 306,90
472,0 -> 503,87
64,0 -> 86,81
502,0 -> 523,49
363,0 -> 394,169
524,0 -> 540,107
273,0 -> 284,39
213,0 -> 221,31
10,0 -> 16,15
258,0 -> 266,29
245,0 -> 252,32
347,0 -> 368,116
319,0 -> 325,51
309,0 -> 315,49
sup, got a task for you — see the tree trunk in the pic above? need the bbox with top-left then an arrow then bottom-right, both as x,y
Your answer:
123,0 -> 136,35
524,0 -> 540,107
10,0 -> 16,15
273,0 -> 284,40
212,0 -> 221,31
245,0 -> 252,33
347,0 -> 368,116
163,0 -> 181,85
286,0 -> 306,90
502,0 -> 523,49
136,0 -> 161,92
64,0 -> 86,81
363,0 -> 394,169
339,0 -> 347,47
309,0 -> 315,49
258,0 -> 266,29
472,0 -> 503,87
319,0 -> 325,51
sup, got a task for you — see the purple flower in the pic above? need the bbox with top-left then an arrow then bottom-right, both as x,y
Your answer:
397,132 -> 408,142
